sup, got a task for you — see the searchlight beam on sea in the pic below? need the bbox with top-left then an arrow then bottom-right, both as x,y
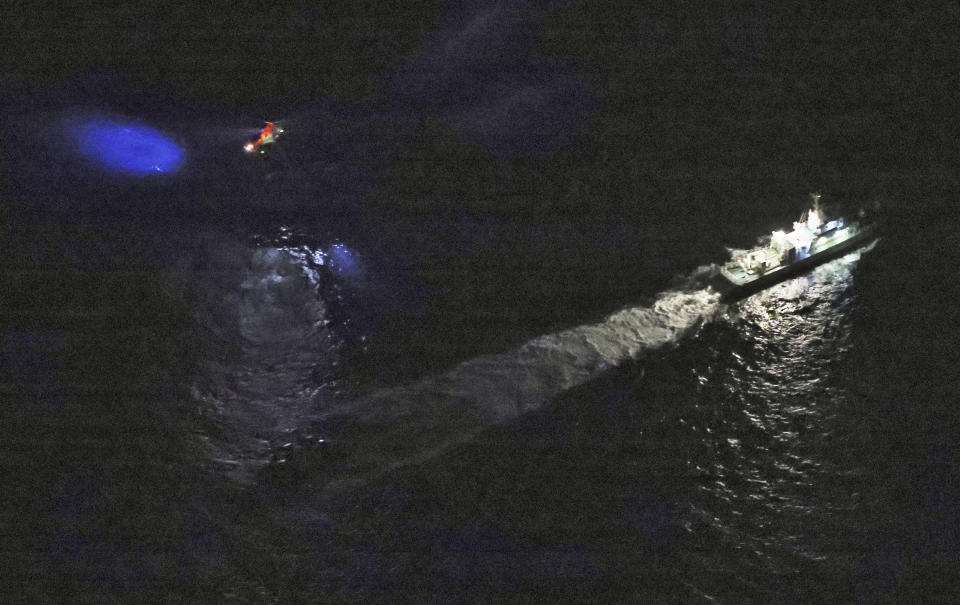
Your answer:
69,116 -> 185,175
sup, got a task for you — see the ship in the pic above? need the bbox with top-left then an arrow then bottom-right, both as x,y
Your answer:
711,194 -> 879,301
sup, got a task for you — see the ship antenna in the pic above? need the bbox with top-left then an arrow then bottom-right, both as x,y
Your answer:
806,192 -> 824,229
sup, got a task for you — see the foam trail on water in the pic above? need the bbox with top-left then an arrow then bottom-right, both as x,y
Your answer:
315,286 -> 722,491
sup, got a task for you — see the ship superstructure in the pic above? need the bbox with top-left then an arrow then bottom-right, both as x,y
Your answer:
714,194 -> 877,300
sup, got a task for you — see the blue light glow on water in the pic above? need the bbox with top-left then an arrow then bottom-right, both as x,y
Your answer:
326,243 -> 360,276
70,118 -> 184,175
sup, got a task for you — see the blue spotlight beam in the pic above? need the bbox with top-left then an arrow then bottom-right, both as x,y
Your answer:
71,118 -> 184,175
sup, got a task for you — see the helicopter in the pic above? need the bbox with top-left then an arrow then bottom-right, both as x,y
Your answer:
243,121 -> 284,154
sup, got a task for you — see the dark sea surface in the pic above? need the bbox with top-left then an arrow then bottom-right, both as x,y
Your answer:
2,2 -> 958,603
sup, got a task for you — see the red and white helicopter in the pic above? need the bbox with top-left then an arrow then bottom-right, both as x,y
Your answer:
243,121 -> 284,154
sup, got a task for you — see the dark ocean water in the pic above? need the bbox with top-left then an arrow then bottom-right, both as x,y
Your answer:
3,3 -> 959,603
5,174 -> 957,603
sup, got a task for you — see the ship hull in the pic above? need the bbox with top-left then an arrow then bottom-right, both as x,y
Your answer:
712,222 -> 878,302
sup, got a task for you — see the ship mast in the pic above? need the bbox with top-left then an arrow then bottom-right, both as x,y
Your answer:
806,192 -> 823,231
810,192 -> 822,215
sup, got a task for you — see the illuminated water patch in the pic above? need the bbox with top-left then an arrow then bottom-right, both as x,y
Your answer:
70,118 -> 184,175
326,243 -> 360,276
